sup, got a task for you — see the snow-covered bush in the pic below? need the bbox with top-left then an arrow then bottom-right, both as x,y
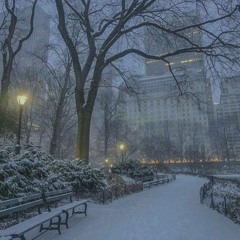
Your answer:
112,160 -> 154,180
0,146 -> 105,199
0,146 -> 14,163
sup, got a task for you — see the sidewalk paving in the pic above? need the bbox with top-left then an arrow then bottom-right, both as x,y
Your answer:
26,175 -> 240,240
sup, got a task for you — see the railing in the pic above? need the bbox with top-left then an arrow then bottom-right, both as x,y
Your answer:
143,174 -> 176,189
93,174 -> 176,204
200,181 -> 213,203
95,182 -> 144,205
206,192 -> 240,223
200,176 -> 240,224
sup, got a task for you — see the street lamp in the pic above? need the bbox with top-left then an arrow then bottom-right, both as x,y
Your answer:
119,144 -> 125,163
104,158 -> 109,168
15,95 -> 27,154
109,164 -> 113,173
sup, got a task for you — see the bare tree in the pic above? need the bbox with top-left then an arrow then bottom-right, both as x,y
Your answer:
96,84 -> 121,159
215,116 -> 238,162
175,120 -> 188,162
0,0 -> 38,124
140,121 -> 177,162
54,0 -> 240,163
185,122 -> 205,173
48,58 -> 74,157
33,45 -> 76,158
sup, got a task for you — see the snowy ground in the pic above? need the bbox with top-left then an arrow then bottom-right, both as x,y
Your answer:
26,175 -> 240,240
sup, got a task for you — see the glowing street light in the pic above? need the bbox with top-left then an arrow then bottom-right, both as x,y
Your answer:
104,158 -> 109,168
119,144 -> 125,163
119,144 -> 125,150
17,95 -> 27,105
15,95 -> 27,154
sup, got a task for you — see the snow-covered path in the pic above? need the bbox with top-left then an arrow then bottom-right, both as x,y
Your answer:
28,175 -> 240,240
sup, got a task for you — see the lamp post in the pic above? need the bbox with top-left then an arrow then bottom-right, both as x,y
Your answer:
109,164 -> 113,174
119,144 -> 125,163
15,95 -> 27,155
105,158 -> 109,168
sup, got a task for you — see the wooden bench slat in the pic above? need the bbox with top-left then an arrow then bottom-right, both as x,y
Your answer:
45,193 -> 73,203
44,189 -> 72,197
0,194 -> 42,209
0,199 -> 44,217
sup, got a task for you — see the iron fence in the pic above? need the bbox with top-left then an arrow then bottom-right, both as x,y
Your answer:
200,176 -> 240,224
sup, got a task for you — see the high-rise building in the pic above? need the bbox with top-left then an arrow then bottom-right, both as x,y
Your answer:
123,69 -> 213,159
144,14 -> 203,76
0,4 -> 50,76
14,5 -> 50,73
214,76 -> 240,160
122,12 -> 215,161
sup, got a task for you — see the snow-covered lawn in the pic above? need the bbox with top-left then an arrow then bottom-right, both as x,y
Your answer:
26,175 -> 240,240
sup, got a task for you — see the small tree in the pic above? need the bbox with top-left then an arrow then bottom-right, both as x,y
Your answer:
96,84 -> 121,159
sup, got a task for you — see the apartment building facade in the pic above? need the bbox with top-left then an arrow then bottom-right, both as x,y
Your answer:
122,12 -> 215,162
214,76 -> 240,160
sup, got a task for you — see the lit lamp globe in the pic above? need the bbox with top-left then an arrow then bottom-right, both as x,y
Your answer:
17,95 -> 27,105
119,144 -> 125,150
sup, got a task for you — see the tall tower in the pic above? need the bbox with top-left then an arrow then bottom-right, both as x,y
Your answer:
13,5 -> 50,73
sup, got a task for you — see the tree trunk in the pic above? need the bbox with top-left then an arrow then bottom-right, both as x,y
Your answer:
0,65 -> 12,126
49,90 -> 66,157
104,114 -> 109,159
49,114 -> 61,157
76,108 -> 92,164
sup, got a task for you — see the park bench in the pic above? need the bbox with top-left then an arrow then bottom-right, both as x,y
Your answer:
0,193 -> 47,240
0,189 -> 88,240
42,189 -> 88,230
143,175 -> 173,188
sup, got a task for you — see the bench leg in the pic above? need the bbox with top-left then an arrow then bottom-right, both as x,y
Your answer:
39,223 -> 43,233
39,215 -> 62,235
49,219 -> 53,228
49,215 -> 62,234
72,203 -> 87,216
62,210 -> 69,229
20,235 -> 26,240
57,215 -> 61,234
84,202 -> 87,216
